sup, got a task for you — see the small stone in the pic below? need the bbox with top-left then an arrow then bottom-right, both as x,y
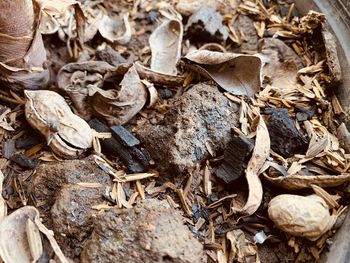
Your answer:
80,199 -> 203,263
95,45 -> 127,66
136,83 -> 239,176
185,6 -> 229,42
2,140 -> 15,159
215,136 -> 254,184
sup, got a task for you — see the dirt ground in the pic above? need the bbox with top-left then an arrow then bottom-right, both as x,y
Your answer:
0,0 -> 349,263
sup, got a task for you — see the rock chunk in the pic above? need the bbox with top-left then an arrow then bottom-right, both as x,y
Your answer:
136,83 -> 239,175
51,185 -> 105,242
264,108 -> 309,157
81,199 -> 203,263
28,156 -> 112,222
185,6 -> 229,42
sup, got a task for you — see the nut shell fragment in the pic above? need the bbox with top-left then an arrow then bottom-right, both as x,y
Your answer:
263,173 -> 350,190
268,194 -> 336,241
24,90 -> 93,158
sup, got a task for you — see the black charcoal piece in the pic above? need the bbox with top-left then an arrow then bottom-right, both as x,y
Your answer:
110,125 -> 140,147
15,134 -> 43,149
10,153 -> 36,170
215,136 -> 254,184
89,119 -> 149,173
2,140 -> 15,159
264,108 -> 309,157
185,6 -> 229,42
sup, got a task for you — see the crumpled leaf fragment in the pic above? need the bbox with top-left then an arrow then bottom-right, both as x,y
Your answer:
57,61 -> 131,120
232,114 -> 270,216
135,62 -> 186,87
268,194 -> 336,241
259,38 -> 302,90
90,65 -> 147,125
0,206 -> 69,263
0,0 -> 49,91
184,50 -> 262,96
98,13 -> 132,45
150,18 -> 183,75
227,229 -> 260,263
57,61 -> 146,125
24,90 -> 93,158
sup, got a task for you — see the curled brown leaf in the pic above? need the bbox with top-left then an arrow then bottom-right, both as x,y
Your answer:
184,50 -> 262,96
232,114 -> 270,216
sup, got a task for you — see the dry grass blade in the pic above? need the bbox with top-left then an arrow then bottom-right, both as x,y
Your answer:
123,173 -> 156,182
232,114 -> 270,216
177,189 -> 193,216
311,184 -> 339,209
203,161 -> 212,196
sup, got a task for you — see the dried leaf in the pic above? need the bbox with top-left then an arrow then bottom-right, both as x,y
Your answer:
259,38 -> 302,90
184,50 -> 262,96
57,61 -> 132,120
0,0 -> 49,91
150,18 -> 183,75
24,90 -> 93,158
268,194 -> 336,240
99,13 -> 132,45
232,114 -> 270,216
90,64 -> 147,125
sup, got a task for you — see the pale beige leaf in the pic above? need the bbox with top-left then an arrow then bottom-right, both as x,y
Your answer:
99,13 -> 131,45
150,19 -> 183,75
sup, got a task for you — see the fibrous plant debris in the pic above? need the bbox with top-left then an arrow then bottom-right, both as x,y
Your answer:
0,1 -> 349,263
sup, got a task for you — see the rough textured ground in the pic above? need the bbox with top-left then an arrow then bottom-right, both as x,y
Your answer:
137,83 -> 239,177
81,199 -> 204,263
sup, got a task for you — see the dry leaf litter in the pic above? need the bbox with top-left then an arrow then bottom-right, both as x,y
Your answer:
0,0 -> 349,262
